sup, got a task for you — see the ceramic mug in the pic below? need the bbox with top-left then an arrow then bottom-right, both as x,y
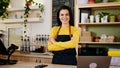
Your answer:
95,15 -> 100,23
102,0 -> 108,3
90,15 -> 94,23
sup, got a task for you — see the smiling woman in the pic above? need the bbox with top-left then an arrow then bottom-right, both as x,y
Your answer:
48,5 -> 80,65
0,0 -> 10,19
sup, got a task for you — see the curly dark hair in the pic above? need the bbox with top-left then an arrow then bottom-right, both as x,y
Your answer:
56,5 -> 74,26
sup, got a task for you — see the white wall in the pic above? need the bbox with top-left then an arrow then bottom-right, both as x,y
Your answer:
27,0 -> 52,35
0,0 -> 52,47
0,0 -> 51,35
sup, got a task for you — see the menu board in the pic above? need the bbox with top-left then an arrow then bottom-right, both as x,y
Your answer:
52,0 -> 74,27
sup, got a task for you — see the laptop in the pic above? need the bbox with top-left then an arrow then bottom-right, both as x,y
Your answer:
77,56 -> 111,68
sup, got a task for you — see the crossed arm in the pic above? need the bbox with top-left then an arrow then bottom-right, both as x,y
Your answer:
48,28 -> 80,51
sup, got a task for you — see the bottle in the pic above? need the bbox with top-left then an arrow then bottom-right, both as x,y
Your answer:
20,36 -> 24,52
23,38 -> 27,53
40,34 -> 42,48
41,34 -> 45,53
26,36 -> 30,53
38,34 -> 41,48
36,34 -> 39,49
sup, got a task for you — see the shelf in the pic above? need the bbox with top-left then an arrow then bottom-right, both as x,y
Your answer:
78,2 -> 120,8
78,22 -> 120,26
79,42 -> 120,45
7,6 -> 40,12
76,1 -> 120,49
0,18 -> 43,24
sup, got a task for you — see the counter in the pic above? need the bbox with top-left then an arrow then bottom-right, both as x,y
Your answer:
0,61 -> 76,68
0,61 -> 119,68
0,51 -> 53,63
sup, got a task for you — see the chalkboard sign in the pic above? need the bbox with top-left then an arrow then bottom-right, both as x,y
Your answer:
52,0 -> 74,27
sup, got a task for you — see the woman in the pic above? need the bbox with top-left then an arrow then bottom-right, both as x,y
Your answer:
48,5 -> 80,65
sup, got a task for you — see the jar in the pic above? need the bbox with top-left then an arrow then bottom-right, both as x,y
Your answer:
109,15 -> 115,22
88,0 -> 95,4
94,37 -> 100,42
116,0 -> 120,2
78,0 -> 88,4
26,1 -> 32,6
117,13 -> 120,22
102,0 -> 108,3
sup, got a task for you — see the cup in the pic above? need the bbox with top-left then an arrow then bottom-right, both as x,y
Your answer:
102,0 -> 108,3
109,15 -> 115,22
77,0 -> 88,4
90,15 -> 94,23
95,15 -> 100,23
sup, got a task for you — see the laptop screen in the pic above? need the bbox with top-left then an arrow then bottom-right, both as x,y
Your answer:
77,56 -> 111,68
78,47 -> 108,56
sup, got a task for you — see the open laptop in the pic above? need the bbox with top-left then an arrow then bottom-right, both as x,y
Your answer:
77,56 -> 111,68
77,47 -> 111,68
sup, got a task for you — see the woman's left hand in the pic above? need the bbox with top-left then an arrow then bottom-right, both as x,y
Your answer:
49,37 -> 56,44
71,37 -> 75,40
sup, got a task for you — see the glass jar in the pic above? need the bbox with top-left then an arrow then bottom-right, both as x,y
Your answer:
117,13 -> 120,22
116,0 -> 120,2
109,15 -> 115,22
88,0 -> 95,4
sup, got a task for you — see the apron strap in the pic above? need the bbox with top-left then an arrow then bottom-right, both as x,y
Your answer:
69,25 -> 72,38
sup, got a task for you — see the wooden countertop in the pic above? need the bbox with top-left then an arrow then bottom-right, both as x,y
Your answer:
12,51 -> 53,58
0,61 -> 120,68
1,51 -> 120,68
0,51 -> 53,63
0,61 -> 76,68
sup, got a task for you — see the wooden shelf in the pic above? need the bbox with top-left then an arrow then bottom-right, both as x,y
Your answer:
7,6 -> 39,12
79,42 -> 120,45
0,18 -> 43,24
76,1 -> 120,49
78,2 -> 120,8
78,22 -> 120,26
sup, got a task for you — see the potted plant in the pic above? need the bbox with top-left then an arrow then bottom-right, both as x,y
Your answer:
22,0 -> 44,48
98,12 -> 109,23
26,0 -> 33,6
0,0 -> 10,19
24,0 -> 44,18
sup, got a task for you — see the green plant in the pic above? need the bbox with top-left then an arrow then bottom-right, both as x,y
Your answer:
23,0 -> 44,38
98,12 -> 109,18
0,0 -> 10,19
24,0 -> 44,18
